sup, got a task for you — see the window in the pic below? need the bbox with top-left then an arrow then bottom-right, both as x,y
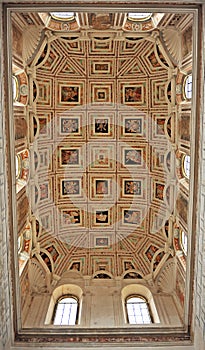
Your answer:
15,154 -> 20,178
12,75 -> 18,102
18,235 -> 23,253
184,74 -> 192,100
126,295 -> 152,324
122,285 -> 160,325
53,296 -> 78,325
45,284 -> 83,326
180,230 -> 188,256
183,154 -> 190,179
128,13 -> 152,21
50,12 -> 75,20
15,149 -> 29,193
18,223 -> 32,275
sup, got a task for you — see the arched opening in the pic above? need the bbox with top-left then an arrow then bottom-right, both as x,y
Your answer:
50,12 -> 75,20
126,295 -> 152,324
121,285 -> 160,324
45,284 -> 83,325
127,13 -> 152,21
15,149 -> 29,193
184,74 -> 192,100
180,230 -> 188,256
53,296 -> 79,326
182,154 -> 190,179
12,75 -> 18,101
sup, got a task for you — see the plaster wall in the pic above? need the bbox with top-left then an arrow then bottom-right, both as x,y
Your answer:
22,277 -> 182,328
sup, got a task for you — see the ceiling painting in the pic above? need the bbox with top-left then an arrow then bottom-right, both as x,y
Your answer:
11,10 -> 193,294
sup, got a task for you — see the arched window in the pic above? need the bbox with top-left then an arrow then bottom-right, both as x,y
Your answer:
183,154 -> 190,179
50,12 -> 75,21
15,149 -> 30,193
45,284 -> 83,326
15,154 -> 21,178
53,296 -> 79,325
18,223 -> 32,275
121,285 -> 160,325
180,230 -> 188,256
12,70 -> 28,106
12,75 -> 18,102
128,13 -> 152,21
184,74 -> 192,100
126,295 -> 152,324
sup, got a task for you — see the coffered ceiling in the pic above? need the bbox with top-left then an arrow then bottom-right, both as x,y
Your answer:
12,10 -> 193,287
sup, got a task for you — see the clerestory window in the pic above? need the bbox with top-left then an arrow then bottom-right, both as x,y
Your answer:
50,12 -> 75,21
184,74 -> 192,100
53,296 -> 79,325
180,230 -> 188,256
183,154 -> 190,179
126,295 -> 152,324
128,13 -> 152,21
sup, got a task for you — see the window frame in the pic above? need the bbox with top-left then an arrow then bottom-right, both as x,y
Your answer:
182,154 -> 190,179
127,12 -> 152,21
12,75 -> 18,102
125,294 -> 153,325
15,154 -> 21,179
50,12 -> 75,21
52,295 -> 79,326
183,74 -> 192,100
180,230 -> 188,256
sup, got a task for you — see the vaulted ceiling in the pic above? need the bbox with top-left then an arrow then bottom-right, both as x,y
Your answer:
12,10 -> 193,289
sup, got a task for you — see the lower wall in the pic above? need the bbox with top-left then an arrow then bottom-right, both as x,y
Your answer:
23,277 -> 182,328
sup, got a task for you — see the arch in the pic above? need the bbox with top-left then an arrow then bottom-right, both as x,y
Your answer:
173,224 -> 187,269
126,295 -> 152,324
36,43 -> 49,67
50,12 -> 75,21
122,270 -> 143,279
39,250 -> 53,273
18,222 -> 32,275
93,270 -> 113,279
182,154 -> 190,179
53,296 -> 79,325
183,74 -> 192,100
180,230 -> 188,256
175,150 -> 190,184
33,80 -> 38,102
121,284 -> 160,324
45,284 -> 83,325
127,13 -> 152,21
16,149 -> 30,193
12,70 -> 29,106
12,75 -> 18,102
164,150 -> 171,173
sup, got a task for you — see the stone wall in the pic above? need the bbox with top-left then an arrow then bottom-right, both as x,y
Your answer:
193,5 -> 205,348
22,276 -> 182,328
0,3 -> 12,349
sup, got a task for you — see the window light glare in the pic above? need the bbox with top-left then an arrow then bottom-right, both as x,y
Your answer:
126,296 -> 152,324
181,231 -> 188,256
53,297 -> 78,325
184,75 -> 192,99
18,235 -> 22,252
12,75 -> 18,101
128,12 -> 152,21
50,12 -> 75,20
15,155 -> 20,178
184,155 -> 190,179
